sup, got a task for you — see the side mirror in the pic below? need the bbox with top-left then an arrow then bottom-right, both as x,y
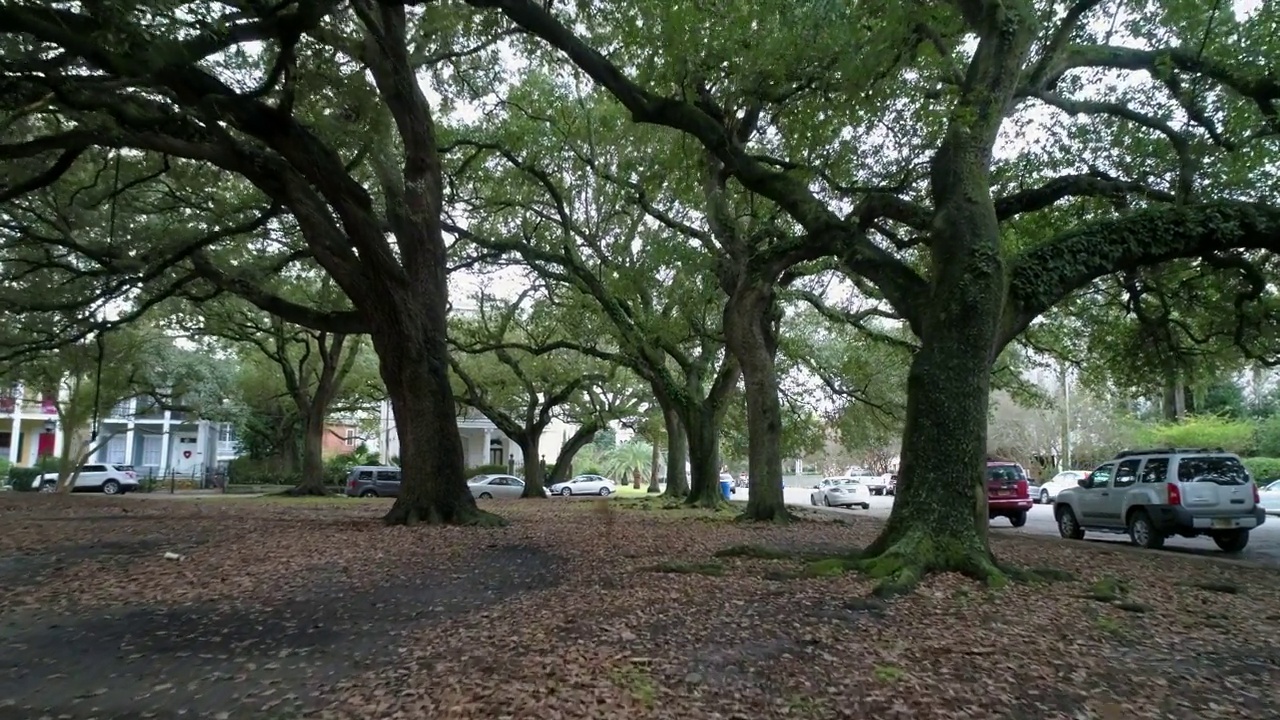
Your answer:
811,485 -> 820,490
1077,477 -> 1089,488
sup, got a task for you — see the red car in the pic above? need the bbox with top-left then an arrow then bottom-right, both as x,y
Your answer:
987,459 -> 1032,527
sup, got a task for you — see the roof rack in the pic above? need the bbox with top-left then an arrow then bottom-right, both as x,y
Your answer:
1113,447 -> 1228,459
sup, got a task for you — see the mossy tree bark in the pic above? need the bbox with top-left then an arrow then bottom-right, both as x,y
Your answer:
726,280 -> 790,522
683,404 -> 725,508
661,406 -> 689,498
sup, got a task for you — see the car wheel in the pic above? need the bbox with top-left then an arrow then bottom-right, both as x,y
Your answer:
560,487 -> 573,496
359,489 -> 378,498
822,496 -> 831,507
598,487 -> 611,496
101,479 -> 121,495
810,495 -> 817,506
860,503 -> 870,510
1127,510 -> 1165,550
478,492 -> 492,499
1010,510 -> 1027,528
1039,489 -> 1050,504
38,481 -> 56,493
1213,529 -> 1249,553
1056,507 -> 1085,540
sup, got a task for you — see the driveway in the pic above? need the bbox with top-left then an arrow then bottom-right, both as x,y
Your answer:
736,486 -> 1280,568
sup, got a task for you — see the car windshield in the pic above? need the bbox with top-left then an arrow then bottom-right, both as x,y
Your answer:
1178,456 -> 1249,486
1266,480 -> 1280,491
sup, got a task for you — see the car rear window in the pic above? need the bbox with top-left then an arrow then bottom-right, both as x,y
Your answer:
1177,456 -> 1248,486
986,464 -> 1026,483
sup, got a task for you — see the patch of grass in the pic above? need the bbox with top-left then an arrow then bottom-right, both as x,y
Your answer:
1006,566 -> 1078,584
784,693 -> 821,714
1085,576 -> 1130,602
842,597 -> 887,614
1192,581 -> 1241,594
714,544 -> 794,560
609,664 -> 656,707
640,561 -> 727,576
613,498 -> 739,521
1094,615 -> 1126,636
1115,601 -> 1151,613
872,665 -> 904,682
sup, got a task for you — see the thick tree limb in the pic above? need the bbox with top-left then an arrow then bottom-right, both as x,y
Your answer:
1001,201 -> 1280,346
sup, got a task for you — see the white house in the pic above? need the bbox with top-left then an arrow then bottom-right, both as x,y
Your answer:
0,385 -> 239,476
378,400 -> 579,471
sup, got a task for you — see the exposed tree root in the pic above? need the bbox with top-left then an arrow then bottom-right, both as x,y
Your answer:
735,506 -> 799,524
383,502 -> 507,527
856,530 -> 1006,598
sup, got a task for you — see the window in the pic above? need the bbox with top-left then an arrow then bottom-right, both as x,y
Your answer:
218,424 -> 234,442
1113,459 -> 1140,488
107,437 -> 126,465
356,470 -> 374,481
378,470 -> 402,483
1088,463 -> 1115,489
1139,458 -> 1169,484
1176,456 -> 1249,486
490,447 -> 504,465
81,465 -> 107,473
344,428 -> 356,447
141,436 -> 162,466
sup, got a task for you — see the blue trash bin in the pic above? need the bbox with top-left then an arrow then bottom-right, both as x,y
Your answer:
720,479 -> 732,500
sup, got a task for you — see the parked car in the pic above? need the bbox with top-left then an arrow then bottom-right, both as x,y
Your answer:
809,476 -> 871,509
468,474 -> 530,499
1054,448 -> 1265,552
1258,479 -> 1280,515
1036,470 -> 1089,504
35,463 -> 139,494
343,465 -> 402,497
549,474 -> 616,497
986,459 -> 1033,527
884,474 -> 898,496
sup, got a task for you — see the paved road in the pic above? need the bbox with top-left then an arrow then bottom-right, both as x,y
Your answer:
735,486 -> 1280,568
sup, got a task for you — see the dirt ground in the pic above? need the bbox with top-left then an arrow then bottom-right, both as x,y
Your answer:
1,493 -> 1278,720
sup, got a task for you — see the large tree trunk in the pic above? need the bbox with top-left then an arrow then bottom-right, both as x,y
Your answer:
684,407 -> 722,508
726,283 -> 789,522
287,410 -> 330,496
518,435 -> 548,498
661,407 -> 688,498
376,329 -> 499,526
647,440 -> 661,493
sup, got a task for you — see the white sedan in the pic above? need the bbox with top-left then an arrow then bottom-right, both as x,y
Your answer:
468,474 -> 529,499
809,477 -> 871,509
549,474 -> 616,497
1259,479 -> 1280,515
1035,470 -> 1089,504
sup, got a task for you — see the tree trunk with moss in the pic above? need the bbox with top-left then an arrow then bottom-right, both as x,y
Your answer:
660,406 -> 689,498
286,409 -> 330,496
726,281 -> 789,522
647,440 -> 661,493
683,407 -> 723,508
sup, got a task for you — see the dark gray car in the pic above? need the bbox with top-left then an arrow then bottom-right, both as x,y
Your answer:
344,465 -> 402,497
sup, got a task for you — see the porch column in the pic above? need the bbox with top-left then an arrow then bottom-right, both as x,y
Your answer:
8,412 -> 20,464
53,422 -> 64,462
482,429 -> 492,466
195,420 -> 208,473
158,410 -> 172,472
124,424 -> 136,465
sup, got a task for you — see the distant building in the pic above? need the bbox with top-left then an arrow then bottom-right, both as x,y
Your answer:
377,401 -> 578,470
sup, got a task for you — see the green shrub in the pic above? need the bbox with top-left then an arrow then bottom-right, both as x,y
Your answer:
1254,416 -> 1280,457
466,464 -> 510,478
8,460 -> 56,491
1134,416 -> 1256,455
1242,457 -> 1280,483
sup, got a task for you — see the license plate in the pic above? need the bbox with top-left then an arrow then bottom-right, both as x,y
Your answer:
994,490 -> 1012,498
1212,518 -> 1236,529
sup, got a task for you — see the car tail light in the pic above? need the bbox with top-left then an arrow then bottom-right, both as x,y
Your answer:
1254,485 -> 1261,504
347,476 -> 356,489
1016,479 -> 1028,498
1167,483 -> 1181,506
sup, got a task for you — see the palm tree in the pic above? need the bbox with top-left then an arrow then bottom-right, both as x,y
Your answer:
601,440 -> 654,490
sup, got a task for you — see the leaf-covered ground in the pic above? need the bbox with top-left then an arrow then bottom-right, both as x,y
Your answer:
1,494 -> 1278,720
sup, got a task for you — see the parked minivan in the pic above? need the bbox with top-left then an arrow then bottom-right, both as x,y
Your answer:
344,465 -> 402,498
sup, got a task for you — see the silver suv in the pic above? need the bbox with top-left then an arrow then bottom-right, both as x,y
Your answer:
1054,448 -> 1265,552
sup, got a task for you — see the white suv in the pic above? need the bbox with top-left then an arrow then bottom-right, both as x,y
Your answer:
1054,449 -> 1264,552
36,463 -> 140,495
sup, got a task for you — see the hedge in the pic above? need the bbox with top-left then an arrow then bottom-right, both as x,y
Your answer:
466,464 -> 511,478
1242,457 -> 1280,483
